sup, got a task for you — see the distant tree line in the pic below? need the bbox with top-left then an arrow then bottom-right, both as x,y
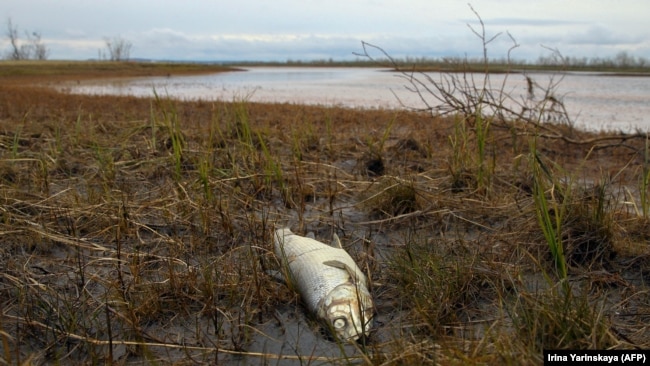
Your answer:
537,51 -> 647,69
269,53 -> 650,72
375,51 -> 650,71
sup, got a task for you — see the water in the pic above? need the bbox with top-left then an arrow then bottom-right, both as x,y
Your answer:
63,67 -> 650,133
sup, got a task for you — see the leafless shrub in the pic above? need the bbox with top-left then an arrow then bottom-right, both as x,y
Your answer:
355,5 -> 572,132
28,31 -> 49,60
5,17 -> 23,60
104,36 -> 133,61
4,17 -> 49,60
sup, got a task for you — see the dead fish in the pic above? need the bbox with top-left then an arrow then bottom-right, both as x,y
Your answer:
274,228 -> 374,341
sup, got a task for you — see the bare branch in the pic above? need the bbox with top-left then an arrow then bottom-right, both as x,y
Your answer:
4,18 -> 49,60
104,36 -> 133,61
25,31 -> 49,60
6,18 -> 23,60
355,4 -> 586,144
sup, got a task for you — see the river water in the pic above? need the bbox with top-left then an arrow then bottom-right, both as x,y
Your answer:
63,67 -> 650,133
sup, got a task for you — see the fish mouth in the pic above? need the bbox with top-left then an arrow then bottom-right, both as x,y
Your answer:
318,283 -> 374,341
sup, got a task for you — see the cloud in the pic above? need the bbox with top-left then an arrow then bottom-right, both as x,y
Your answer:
106,27 -> 537,62
128,31 -> 362,61
567,25 -> 645,46
467,17 -> 582,27
63,29 -> 89,39
5,0 -> 649,62
127,29 -> 497,62
36,39 -> 105,60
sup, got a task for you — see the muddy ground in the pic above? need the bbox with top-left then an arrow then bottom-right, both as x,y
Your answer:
1,65 -> 649,365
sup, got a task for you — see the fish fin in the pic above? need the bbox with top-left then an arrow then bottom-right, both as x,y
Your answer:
323,260 -> 361,283
331,233 -> 343,249
323,260 -> 346,269
306,232 -> 316,239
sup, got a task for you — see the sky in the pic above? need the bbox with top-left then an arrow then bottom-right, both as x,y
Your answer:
3,0 -> 650,63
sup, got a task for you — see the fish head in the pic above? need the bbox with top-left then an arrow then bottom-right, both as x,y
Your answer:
318,283 -> 374,341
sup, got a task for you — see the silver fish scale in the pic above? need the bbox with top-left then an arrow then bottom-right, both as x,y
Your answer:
274,228 -> 366,315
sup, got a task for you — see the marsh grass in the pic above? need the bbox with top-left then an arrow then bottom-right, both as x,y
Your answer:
531,148 -> 569,285
509,285 -> 616,353
1,66 -> 650,365
640,134 -> 650,218
448,111 -> 496,194
360,176 -> 420,218
391,233 -> 493,334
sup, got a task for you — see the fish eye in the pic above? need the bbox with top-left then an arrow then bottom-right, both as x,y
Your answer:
333,317 -> 347,329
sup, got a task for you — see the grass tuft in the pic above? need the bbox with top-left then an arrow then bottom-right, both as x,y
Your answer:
361,176 -> 419,218
509,286 -> 617,353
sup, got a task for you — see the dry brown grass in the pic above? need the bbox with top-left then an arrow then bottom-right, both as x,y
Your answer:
0,60 -> 238,86
1,64 -> 649,365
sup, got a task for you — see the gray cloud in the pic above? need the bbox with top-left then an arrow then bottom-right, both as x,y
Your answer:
566,25 -> 646,46
466,17 -> 584,27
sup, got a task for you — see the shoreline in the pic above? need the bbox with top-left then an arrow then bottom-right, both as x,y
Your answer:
2,59 -> 649,82
19,62 -> 649,134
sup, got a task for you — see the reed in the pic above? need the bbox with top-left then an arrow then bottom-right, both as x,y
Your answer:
641,134 -> 650,218
447,109 -> 494,194
531,148 -> 569,286
474,108 -> 493,191
153,90 -> 185,181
